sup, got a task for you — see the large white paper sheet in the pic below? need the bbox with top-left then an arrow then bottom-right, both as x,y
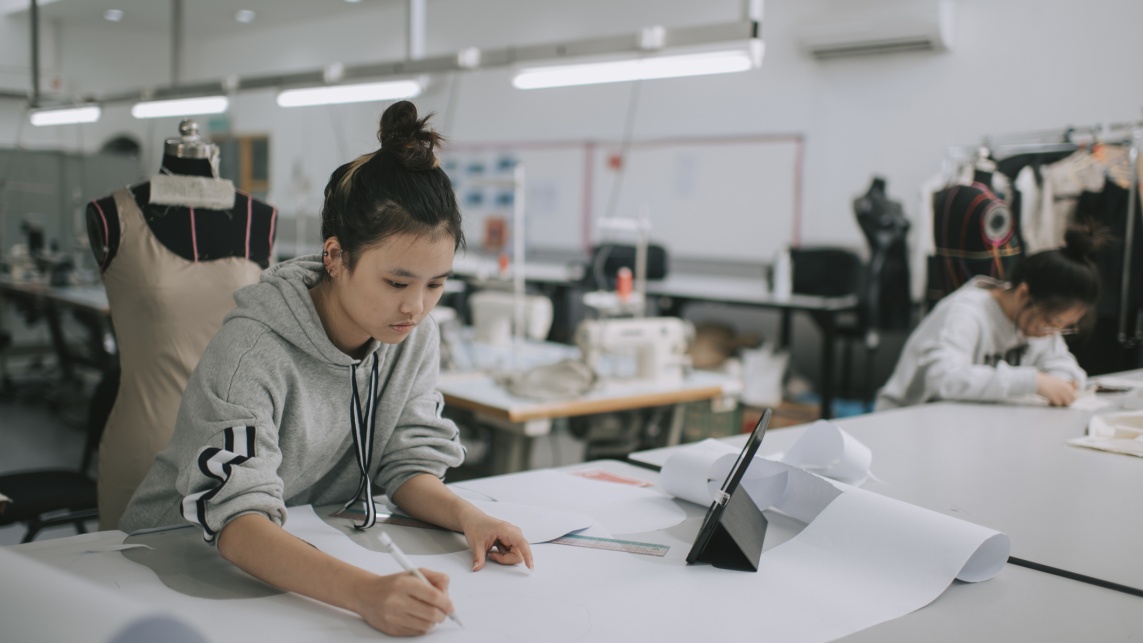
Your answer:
281,490 -> 1007,643
451,469 -> 686,535
662,440 -> 1010,584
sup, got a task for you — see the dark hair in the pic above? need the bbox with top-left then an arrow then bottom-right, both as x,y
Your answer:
318,101 -> 464,276
1009,219 -> 1111,324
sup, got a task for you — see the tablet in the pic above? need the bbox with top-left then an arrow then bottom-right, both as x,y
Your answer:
685,407 -> 772,567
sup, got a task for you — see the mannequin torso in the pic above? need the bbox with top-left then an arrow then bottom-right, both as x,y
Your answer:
86,155 -> 276,271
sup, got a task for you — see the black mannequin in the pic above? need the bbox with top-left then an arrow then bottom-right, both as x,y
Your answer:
852,177 -> 911,331
86,120 -> 276,272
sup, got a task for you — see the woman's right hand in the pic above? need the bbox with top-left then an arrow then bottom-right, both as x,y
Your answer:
1036,372 -> 1077,407
354,568 -> 454,636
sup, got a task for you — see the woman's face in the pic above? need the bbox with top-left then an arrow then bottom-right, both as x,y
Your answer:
330,232 -> 454,345
1020,303 -> 1087,338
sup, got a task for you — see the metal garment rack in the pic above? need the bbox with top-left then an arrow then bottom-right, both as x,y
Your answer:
948,120 -> 1143,345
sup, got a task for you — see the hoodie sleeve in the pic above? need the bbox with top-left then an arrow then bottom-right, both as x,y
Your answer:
916,306 -> 1039,403
1027,334 -> 1087,389
375,320 -> 465,497
173,330 -> 288,543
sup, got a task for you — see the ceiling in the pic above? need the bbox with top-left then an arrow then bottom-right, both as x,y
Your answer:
2,0 -> 395,37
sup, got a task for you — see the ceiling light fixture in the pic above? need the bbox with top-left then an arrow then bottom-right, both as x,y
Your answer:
235,10 -> 256,24
29,105 -> 102,126
276,80 -> 422,108
512,48 -> 760,90
131,95 -> 229,119
103,9 -> 125,22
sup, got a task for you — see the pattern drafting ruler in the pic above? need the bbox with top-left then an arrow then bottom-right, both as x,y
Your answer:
331,506 -> 670,557
548,534 -> 670,557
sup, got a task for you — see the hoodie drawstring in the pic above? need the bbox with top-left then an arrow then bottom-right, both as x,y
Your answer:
342,352 -> 380,529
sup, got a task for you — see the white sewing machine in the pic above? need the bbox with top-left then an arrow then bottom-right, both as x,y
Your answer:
575,317 -> 694,383
468,289 -> 554,345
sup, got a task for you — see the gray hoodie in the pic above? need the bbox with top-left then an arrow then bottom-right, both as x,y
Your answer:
875,276 -> 1086,411
120,255 -> 464,539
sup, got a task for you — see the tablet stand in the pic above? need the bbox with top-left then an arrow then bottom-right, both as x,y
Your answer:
691,488 -> 767,572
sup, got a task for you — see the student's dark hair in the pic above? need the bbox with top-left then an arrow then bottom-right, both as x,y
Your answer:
1009,218 -> 1111,324
318,100 -> 464,277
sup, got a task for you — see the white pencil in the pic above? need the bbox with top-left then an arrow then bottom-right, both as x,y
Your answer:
378,531 -> 465,628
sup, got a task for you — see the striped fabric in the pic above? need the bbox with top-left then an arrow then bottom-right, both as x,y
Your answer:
181,425 -> 257,542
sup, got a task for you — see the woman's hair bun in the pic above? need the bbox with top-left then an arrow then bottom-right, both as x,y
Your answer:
378,100 -> 443,171
1062,218 -> 1112,264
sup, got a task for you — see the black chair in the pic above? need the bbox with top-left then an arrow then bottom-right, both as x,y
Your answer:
0,367 -> 119,542
789,247 -> 877,407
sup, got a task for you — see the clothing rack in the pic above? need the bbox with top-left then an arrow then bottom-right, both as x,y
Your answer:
946,120 -> 1143,346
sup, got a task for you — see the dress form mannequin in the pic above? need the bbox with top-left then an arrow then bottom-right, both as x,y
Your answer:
88,119 -> 277,530
852,177 -> 912,331
87,120 -> 275,270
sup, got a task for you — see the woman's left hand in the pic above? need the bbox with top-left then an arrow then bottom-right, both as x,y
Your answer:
461,513 -> 534,571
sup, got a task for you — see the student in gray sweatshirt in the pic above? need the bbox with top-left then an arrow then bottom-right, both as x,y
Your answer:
876,224 -> 1105,411
121,101 -> 531,637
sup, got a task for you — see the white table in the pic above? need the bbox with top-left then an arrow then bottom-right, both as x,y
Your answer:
630,392 -> 1143,595
5,460 -> 1143,643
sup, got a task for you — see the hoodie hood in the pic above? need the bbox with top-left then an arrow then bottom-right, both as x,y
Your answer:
228,254 -> 381,367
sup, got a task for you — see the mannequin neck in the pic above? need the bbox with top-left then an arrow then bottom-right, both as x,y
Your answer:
159,154 -> 215,178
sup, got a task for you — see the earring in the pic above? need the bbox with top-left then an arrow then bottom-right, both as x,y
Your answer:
322,251 -> 329,257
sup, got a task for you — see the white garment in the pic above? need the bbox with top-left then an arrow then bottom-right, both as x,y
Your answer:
875,276 -> 1086,411
1015,165 -> 1062,254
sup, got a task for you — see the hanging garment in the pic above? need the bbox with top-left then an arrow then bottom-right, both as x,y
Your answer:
96,188 -> 265,530
1067,181 -> 1143,376
927,183 -> 1023,310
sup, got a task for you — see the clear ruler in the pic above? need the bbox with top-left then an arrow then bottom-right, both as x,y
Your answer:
549,533 -> 670,557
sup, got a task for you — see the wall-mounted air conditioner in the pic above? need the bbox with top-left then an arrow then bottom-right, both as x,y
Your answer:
796,0 -> 954,59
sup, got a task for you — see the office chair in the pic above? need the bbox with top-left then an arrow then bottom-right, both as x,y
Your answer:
0,367 -> 119,542
789,247 -> 879,407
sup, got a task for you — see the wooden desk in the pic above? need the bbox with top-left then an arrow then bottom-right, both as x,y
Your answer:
6,460 -> 1143,643
646,272 -> 860,419
437,361 -> 738,474
630,391 -> 1143,596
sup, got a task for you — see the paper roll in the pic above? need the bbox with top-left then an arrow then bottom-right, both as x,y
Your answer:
0,547 -> 208,643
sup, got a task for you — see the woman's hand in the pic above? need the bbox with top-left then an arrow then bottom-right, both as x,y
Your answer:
460,511 -> 535,571
1036,372 -> 1078,406
354,568 -> 454,636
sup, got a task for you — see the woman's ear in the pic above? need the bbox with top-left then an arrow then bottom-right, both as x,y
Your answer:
322,239 -> 343,277
1013,282 -> 1031,305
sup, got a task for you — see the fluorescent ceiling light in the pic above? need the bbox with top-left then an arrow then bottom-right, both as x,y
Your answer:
276,80 -> 422,108
235,9 -> 256,23
513,49 -> 756,90
103,9 -> 124,22
29,105 -> 101,126
131,96 -> 229,119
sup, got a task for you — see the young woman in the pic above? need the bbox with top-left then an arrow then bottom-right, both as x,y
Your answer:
876,224 -> 1106,411
121,101 -> 532,636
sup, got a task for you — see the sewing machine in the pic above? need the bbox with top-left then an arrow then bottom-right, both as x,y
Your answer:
468,289 -> 554,345
575,316 -> 694,383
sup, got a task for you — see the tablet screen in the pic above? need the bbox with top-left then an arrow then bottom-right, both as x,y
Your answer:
686,407 -> 772,564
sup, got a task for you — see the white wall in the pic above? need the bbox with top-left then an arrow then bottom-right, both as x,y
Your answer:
2,0 -> 1142,256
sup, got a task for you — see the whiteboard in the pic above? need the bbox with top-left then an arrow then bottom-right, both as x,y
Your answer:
591,136 -> 802,263
442,135 -> 802,264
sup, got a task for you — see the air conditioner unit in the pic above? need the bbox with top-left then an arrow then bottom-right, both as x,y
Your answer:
797,0 -> 954,59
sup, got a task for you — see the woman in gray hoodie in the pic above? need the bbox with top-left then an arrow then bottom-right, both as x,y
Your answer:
121,101 -> 532,636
